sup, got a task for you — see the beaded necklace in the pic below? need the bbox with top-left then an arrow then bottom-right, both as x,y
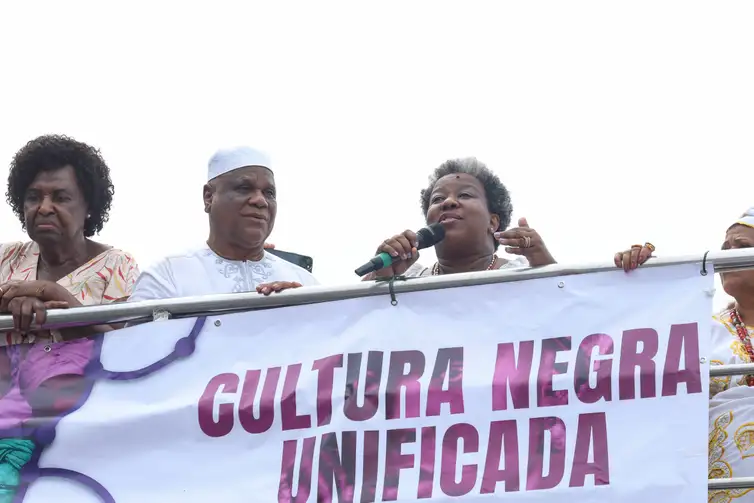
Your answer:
432,255 -> 498,276
729,308 -> 754,386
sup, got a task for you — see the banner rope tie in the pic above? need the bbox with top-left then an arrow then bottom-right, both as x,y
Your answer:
374,275 -> 408,306
701,250 -> 710,276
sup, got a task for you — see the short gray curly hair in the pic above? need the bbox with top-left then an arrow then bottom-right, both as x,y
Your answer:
420,157 -> 513,249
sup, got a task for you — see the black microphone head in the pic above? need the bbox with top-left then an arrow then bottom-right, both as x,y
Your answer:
416,222 -> 446,250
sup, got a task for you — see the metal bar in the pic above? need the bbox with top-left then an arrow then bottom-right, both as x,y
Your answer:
709,477 -> 754,490
710,363 -> 754,377
0,247 -> 751,332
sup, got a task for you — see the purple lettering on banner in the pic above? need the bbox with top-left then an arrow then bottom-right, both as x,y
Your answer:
385,351 -> 426,420
574,334 -> 614,404
480,420 -> 520,493
360,430 -> 380,503
527,417 -> 566,491
569,413 -> 610,487
426,347 -> 464,416
344,352 -> 383,422
239,367 -> 281,434
538,337 -> 571,407
278,436 -> 316,502
382,428 -> 417,501
312,354 -> 344,427
281,364 -> 312,431
440,423 -> 479,497
492,341 -> 534,411
619,328 -> 659,400
318,431 -> 357,503
662,323 -> 702,396
198,373 -> 239,437
417,426 -> 436,499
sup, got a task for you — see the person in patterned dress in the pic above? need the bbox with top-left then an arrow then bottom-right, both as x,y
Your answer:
618,209 -> 754,503
707,209 -> 754,503
0,135 -> 139,502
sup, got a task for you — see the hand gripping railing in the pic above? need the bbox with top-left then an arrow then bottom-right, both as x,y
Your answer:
2,247 -> 754,491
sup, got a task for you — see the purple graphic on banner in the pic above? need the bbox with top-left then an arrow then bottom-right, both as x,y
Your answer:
0,317 -> 207,503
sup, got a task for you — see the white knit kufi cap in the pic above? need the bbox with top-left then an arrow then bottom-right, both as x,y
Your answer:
207,146 -> 272,182
734,207 -> 754,229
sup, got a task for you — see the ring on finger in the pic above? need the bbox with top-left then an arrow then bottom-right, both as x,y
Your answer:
645,242 -> 656,252
523,236 -> 532,248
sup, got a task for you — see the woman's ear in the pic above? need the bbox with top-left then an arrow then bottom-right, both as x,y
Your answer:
489,213 -> 500,233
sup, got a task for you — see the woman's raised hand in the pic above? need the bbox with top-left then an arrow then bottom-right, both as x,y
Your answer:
366,230 -> 420,279
614,243 -> 655,272
494,217 -> 556,267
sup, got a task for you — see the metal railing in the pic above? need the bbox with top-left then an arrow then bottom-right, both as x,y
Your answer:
2,247 -> 754,332
2,247 -> 754,492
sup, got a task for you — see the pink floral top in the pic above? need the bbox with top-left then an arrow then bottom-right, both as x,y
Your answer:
0,241 -> 140,345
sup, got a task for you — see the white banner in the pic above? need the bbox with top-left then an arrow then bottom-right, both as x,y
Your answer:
10,264 -> 711,502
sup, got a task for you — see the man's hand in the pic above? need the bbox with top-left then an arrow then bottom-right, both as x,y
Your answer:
256,281 -> 303,296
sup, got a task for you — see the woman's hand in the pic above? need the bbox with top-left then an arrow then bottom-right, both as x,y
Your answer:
614,243 -> 655,272
494,217 -> 556,267
256,281 -> 303,296
0,281 -> 76,333
2,296 -> 70,333
364,230 -> 420,279
0,280 -> 76,309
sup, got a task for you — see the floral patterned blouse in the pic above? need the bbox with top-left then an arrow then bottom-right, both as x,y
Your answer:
0,241 -> 140,345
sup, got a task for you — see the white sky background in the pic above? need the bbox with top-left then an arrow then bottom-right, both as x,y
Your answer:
0,1 -> 750,311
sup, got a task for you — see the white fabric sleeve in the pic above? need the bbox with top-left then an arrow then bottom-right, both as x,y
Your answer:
294,268 -> 320,286
127,259 -> 179,302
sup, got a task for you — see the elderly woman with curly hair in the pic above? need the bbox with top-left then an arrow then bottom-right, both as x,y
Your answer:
363,157 -> 557,280
0,135 -> 139,338
0,135 -> 138,502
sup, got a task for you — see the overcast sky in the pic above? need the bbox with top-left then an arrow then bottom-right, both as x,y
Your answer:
1,1 -> 751,310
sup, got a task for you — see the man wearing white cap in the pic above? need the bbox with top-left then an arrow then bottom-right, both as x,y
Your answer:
128,146 -> 318,302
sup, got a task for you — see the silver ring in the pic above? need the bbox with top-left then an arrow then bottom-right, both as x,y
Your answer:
524,236 -> 532,248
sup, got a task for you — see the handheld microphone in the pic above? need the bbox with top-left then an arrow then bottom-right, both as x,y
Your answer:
354,223 -> 446,277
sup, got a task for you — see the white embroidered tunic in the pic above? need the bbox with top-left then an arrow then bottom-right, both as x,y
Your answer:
128,246 -> 318,301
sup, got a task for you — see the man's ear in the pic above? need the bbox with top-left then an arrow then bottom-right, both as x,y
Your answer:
203,183 -> 214,214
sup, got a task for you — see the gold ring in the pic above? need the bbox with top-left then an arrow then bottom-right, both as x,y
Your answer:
631,244 -> 643,250
35,286 -> 45,297
645,242 -> 656,252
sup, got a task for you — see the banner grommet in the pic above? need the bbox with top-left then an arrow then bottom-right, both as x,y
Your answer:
701,250 -> 710,276
375,275 -> 406,306
388,278 -> 398,306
